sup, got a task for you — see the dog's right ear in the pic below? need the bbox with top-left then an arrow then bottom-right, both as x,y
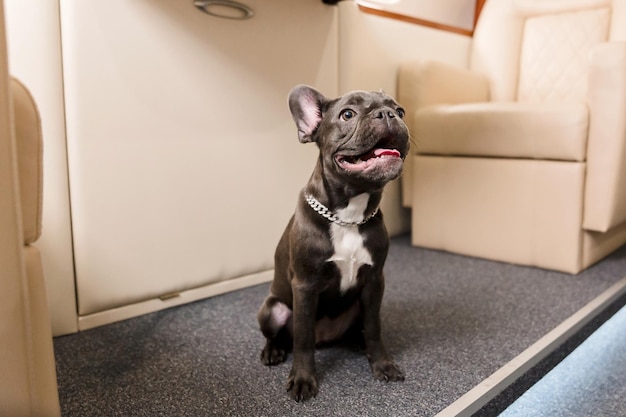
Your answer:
288,85 -> 325,143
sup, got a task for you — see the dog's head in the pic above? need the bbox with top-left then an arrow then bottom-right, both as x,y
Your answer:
289,85 -> 410,189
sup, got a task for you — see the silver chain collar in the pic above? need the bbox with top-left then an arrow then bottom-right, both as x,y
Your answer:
304,193 -> 379,227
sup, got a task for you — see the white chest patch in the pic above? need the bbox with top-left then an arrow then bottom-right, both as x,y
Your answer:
327,193 -> 373,293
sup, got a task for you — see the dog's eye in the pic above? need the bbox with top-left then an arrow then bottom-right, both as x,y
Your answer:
340,109 -> 355,121
397,108 -> 405,119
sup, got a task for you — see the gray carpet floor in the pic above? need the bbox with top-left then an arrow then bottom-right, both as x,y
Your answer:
53,235 -> 626,417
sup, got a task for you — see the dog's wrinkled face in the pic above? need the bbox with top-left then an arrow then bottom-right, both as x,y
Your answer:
289,85 -> 410,188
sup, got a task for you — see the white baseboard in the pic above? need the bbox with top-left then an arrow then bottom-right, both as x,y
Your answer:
78,269 -> 273,331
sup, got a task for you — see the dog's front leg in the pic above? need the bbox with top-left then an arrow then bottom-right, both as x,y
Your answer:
361,273 -> 405,382
287,281 -> 318,401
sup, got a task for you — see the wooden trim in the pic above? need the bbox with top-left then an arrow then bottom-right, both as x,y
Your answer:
357,0 -> 489,37
357,4 -> 473,36
474,0 -> 487,29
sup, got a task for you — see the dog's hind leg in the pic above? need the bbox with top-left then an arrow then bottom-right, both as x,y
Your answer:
258,295 -> 293,365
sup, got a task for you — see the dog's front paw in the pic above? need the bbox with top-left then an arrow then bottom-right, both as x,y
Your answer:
286,368 -> 318,402
371,358 -> 405,382
260,341 -> 287,366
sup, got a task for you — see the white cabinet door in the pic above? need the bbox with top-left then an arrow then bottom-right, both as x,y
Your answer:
60,0 -> 338,325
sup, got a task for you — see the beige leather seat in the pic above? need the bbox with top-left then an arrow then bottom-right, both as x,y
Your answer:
399,0 -> 626,273
0,77 -> 61,414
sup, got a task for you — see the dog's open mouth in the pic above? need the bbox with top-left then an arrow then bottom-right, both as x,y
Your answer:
335,147 -> 402,171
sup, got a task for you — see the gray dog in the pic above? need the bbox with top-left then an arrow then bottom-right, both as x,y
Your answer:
257,85 -> 409,401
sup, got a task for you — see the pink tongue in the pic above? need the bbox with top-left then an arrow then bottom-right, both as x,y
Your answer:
374,149 -> 401,157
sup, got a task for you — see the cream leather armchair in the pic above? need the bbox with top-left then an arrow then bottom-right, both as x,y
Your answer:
399,0 -> 626,273
0,77 -> 61,414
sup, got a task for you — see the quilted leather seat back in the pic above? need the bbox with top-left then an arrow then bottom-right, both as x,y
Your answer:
518,8 -> 610,103
470,0 -> 620,103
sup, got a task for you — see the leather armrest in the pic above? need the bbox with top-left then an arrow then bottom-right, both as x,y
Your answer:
584,42 -> 626,232
11,78 -> 43,245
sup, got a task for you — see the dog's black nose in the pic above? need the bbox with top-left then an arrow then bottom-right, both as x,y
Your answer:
374,110 -> 396,119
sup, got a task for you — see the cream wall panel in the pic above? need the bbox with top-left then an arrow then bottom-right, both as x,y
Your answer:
338,2 -> 473,235
5,0 -> 78,335
60,0 -> 338,316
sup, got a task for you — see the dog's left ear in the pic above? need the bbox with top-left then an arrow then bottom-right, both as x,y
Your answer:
288,85 -> 325,143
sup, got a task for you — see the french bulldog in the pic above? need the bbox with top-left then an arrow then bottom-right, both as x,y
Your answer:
257,85 -> 409,401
